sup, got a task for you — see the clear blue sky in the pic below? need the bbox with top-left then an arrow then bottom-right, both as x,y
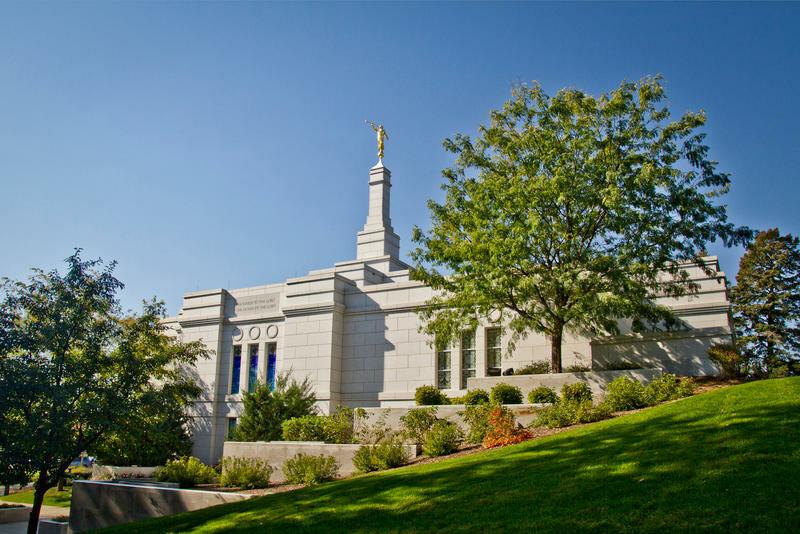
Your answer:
1,2 -> 798,315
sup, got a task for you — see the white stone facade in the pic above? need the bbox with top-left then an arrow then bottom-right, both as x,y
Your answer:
164,161 -> 734,464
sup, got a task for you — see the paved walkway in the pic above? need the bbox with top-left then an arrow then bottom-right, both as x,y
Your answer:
0,505 -> 69,534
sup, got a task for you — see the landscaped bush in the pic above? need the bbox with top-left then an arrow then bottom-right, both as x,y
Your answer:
462,389 -> 490,405
604,377 -> 648,411
565,364 -> 591,372
644,373 -> 695,404
460,404 -> 493,444
422,420 -> 464,457
489,383 -> 523,404
400,407 -> 438,445
154,457 -> 217,488
482,406 -> 531,448
281,407 -> 355,444
707,343 -> 748,378
353,436 -> 410,473
415,385 -> 450,406
514,361 -> 551,375
528,386 -> 558,404
282,453 -> 339,485
535,399 -> 611,428
219,457 -> 273,489
600,360 -> 643,371
561,382 -> 592,403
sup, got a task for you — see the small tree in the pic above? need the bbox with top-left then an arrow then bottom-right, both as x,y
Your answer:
232,372 -> 317,442
731,228 -> 800,376
0,252 -> 208,533
411,77 -> 750,372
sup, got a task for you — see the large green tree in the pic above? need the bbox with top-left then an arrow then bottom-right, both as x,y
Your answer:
411,77 -> 750,372
0,252 -> 208,533
731,228 -> 800,376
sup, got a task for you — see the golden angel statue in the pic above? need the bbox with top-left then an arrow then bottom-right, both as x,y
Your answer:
365,120 -> 389,161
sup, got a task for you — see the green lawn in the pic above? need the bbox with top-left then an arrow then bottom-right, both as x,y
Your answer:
105,378 -> 800,533
0,486 -> 72,508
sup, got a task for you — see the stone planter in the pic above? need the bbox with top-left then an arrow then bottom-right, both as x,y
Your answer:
0,504 -> 31,524
38,518 -> 70,534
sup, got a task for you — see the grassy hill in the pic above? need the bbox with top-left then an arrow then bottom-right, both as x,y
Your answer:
104,378 -> 800,533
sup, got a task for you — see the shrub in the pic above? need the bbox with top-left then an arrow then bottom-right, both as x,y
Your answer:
528,386 -> 558,404
460,404 -> 493,444
462,389 -> 490,405
514,361 -> 550,375
601,360 -> 643,371
281,407 -> 355,444
415,385 -> 450,406
561,382 -> 592,403
354,436 -> 410,472
422,420 -> 463,457
282,453 -> 339,485
565,364 -> 591,372
575,400 -> 613,423
707,343 -> 748,378
232,373 -> 317,442
482,406 -> 531,448
489,383 -> 523,404
219,457 -> 273,489
535,399 -> 611,428
154,457 -> 217,488
400,407 -> 438,445
604,377 -> 648,411
644,373 -> 695,404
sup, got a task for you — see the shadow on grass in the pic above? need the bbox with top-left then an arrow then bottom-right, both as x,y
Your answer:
103,378 -> 800,533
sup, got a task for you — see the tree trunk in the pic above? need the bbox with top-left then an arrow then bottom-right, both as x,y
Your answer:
3,484 -> 9,496
27,474 -> 48,534
57,477 -> 65,492
550,327 -> 563,373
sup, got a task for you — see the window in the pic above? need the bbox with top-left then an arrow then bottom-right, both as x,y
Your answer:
487,328 -> 502,376
437,343 -> 451,390
230,345 -> 242,394
227,417 -> 238,439
461,330 -> 476,388
248,344 -> 259,393
266,342 -> 277,392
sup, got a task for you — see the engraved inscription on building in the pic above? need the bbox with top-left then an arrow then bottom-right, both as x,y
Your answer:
233,293 -> 280,316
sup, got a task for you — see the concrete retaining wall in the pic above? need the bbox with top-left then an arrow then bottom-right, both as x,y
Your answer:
69,480 -> 251,532
467,368 -> 663,398
222,441 -> 419,482
91,465 -> 156,480
358,404 -> 545,434
0,505 -> 30,524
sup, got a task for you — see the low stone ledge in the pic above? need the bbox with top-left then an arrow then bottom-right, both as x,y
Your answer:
38,518 -> 69,534
222,441 -> 419,481
467,368 -> 663,398
91,464 -> 156,480
69,480 -> 252,532
358,404 -> 545,433
0,505 -> 31,524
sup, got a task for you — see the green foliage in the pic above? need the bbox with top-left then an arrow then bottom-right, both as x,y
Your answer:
218,457 -> 273,489
644,374 -> 695,404
561,382 -> 592,403
528,386 -> 558,404
0,251 -> 209,530
154,457 -> 217,488
460,404 -> 494,444
415,385 -> 450,406
400,407 -> 438,446
535,399 -> 611,428
422,420 -> 463,457
604,377 -> 648,411
489,383 -> 523,404
282,453 -> 338,485
514,361 -> 551,375
707,344 -> 749,378
731,228 -> 800,377
281,408 -> 355,444
565,364 -> 591,373
601,360 -> 644,371
353,436 -> 409,473
232,373 -> 317,442
463,389 -> 490,405
411,77 -> 750,374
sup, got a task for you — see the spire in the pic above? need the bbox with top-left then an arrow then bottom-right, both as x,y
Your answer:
356,162 -> 400,261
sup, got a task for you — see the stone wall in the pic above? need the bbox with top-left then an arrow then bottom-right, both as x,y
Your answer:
222,440 -> 419,482
69,480 -> 251,532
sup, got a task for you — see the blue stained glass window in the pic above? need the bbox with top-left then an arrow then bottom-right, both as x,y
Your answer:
267,342 -> 277,391
248,344 -> 259,393
227,417 -> 238,439
230,345 -> 242,394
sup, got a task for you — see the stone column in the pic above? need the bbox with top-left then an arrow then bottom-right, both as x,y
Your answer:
356,163 -> 401,260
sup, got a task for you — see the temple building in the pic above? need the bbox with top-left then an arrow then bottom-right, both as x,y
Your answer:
164,158 -> 734,464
